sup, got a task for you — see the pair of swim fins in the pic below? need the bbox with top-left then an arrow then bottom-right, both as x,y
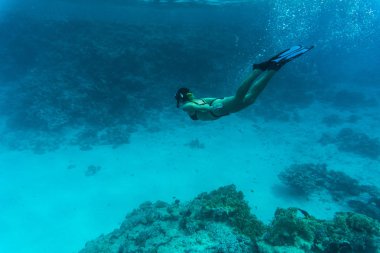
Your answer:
253,45 -> 314,71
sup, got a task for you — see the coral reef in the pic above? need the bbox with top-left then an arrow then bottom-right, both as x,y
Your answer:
191,185 -> 266,240
79,185 -> 380,253
278,163 -> 380,224
80,185 -> 260,253
278,163 -> 377,200
324,212 -> 380,253
348,198 -> 380,222
319,128 -> 380,160
264,208 -> 321,249
278,163 -> 328,197
264,208 -> 380,253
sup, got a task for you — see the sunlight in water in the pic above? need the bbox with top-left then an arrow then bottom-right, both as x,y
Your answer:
267,0 -> 378,49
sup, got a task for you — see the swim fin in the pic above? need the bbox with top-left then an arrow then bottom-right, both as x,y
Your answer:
253,45 -> 314,71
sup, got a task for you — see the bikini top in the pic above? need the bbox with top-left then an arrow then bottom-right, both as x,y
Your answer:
188,98 -> 229,120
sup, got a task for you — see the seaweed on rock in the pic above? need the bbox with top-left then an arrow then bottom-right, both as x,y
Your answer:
264,207 -> 321,249
263,209 -> 380,253
192,185 -> 266,240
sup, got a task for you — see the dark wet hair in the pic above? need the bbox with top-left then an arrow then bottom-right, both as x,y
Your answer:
175,87 -> 191,108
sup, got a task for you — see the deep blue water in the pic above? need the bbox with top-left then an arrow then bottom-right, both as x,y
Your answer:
1,0 -> 379,135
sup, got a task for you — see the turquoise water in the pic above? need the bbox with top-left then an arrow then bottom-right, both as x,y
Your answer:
0,0 -> 379,252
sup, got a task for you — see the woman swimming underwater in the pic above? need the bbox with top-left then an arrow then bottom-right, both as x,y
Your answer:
175,45 -> 313,121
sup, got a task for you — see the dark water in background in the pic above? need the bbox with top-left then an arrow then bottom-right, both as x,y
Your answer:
0,0 -> 379,151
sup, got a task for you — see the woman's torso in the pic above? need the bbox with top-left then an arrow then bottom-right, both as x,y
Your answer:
186,97 -> 231,121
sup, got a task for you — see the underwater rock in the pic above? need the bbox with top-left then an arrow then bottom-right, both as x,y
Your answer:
80,186 -> 257,253
265,207 -> 319,249
335,128 -> 380,160
85,165 -> 102,176
324,170 -> 363,200
325,212 -> 380,253
278,163 -> 378,201
261,209 -> 380,253
194,185 -> 266,239
278,162 -> 380,228
319,128 -> 380,160
79,185 -> 380,253
278,163 -> 328,196
348,199 -> 380,222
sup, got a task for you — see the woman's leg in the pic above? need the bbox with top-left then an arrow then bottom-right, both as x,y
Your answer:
222,69 -> 274,113
243,70 -> 276,105
234,69 -> 263,102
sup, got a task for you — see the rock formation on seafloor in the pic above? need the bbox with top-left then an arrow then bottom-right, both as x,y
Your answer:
79,185 -> 380,253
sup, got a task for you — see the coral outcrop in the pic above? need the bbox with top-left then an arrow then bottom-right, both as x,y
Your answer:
278,163 -> 328,197
79,185 -> 380,253
80,185 -> 259,253
320,128 -> 380,160
278,163 -> 380,222
278,163 -> 378,200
